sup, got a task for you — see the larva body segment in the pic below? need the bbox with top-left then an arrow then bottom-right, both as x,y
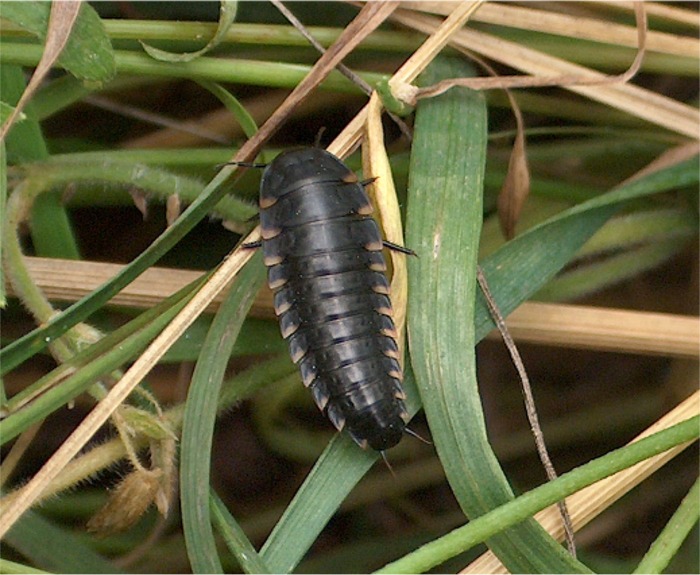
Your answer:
259,148 -> 409,451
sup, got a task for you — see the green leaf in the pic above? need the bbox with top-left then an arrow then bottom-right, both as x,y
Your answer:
4,509 -> 121,574
211,490 -> 272,574
1,65 -> 49,162
141,1 -> 238,63
0,2 -> 115,84
406,56 -> 588,574
180,252 -> 265,573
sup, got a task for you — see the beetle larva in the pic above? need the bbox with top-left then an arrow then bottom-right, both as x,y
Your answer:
257,148 -> 410,451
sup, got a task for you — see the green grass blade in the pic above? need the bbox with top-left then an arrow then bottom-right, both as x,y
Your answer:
0,141 -> 6,311
30,192 -> 81,259
259,433 -> 379,572
196,80 -> 259,141
1,62 -> 81,261
180,252 -> 265,574
633,477 -> 700,574
0,44 -> 384,95
140,0 -> 237,63
258,359 -> 423,573
210,489 -> 271,574
475,156 -> 698,338
0,559 -> 47,574
535,238 -> 691,301
377,417 -> 699,574
406,56 -> 588,574
0,161 -> 243,374
4,509 -> 121,573
0,275 -> 207,443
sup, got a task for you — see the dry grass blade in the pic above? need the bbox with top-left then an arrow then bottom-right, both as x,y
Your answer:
363,92 -> 410,355
385,1 -> 485,102
390,8 -> 699,138
607,1 -> 699,29
462,390 -> 700,574
0,1 -> 82,141
0,423 -> 42,489
410,1 -> 648,104
5,256 -> 270,316
11,257 -> 699,359
498,302 -> 700,360
417,1 -> 698,57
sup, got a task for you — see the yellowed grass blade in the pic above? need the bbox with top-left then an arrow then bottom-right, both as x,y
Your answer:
363,92 -> 410,354
499,301 -> 700,360
10,257 -> 698,360
609,1 -> 699,28
7,256 -> 240,313
414,1 -> 698,57
390,9 -> 699,138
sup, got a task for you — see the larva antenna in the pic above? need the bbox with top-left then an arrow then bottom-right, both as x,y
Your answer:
405,427 -> 432,445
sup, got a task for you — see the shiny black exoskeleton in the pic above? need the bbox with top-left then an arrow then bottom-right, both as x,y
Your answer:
258,148 -> 409,451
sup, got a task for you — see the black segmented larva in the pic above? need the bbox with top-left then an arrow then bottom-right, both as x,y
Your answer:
250,148 -> 410,451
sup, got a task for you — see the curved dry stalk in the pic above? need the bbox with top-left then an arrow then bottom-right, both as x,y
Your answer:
408,1 -> 648,106
330,0 -> 485,158
477,269 -> 577,557
390,8 -> 699,138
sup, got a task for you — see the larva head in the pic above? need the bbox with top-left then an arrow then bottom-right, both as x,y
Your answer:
366,418 -> 405,451
260,148 -> 358,207
348,405 -> 408,452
